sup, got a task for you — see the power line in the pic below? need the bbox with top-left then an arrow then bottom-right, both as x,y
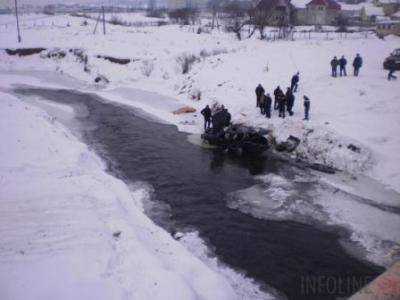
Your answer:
102,5 -> 106,35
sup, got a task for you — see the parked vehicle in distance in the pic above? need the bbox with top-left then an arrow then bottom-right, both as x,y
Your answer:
383,48 -> 400,70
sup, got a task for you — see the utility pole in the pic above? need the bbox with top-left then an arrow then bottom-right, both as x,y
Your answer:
93,13 -> 101,34
14,0 -> 21,43
102,6 -> 106,35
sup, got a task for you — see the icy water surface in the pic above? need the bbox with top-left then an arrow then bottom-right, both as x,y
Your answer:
14,87 -> 385,300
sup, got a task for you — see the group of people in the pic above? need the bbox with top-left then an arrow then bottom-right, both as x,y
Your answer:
200,72 -> 311,132
200,103 -> 231,132
255,72 -> 311,121
330,54 -> 363,77
331,53 -> 397,80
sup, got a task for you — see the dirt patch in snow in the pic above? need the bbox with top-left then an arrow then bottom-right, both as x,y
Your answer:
96,55 -> 132,65
5,48 -> 46,56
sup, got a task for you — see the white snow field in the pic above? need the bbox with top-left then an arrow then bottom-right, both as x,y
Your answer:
1,11 -> 400,298
0,90 -> 271,300
0,13 -> 399,192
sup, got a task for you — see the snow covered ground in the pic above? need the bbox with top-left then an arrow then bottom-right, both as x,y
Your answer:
1,12 -> 400,298
1,15 -> 399,191
0,88 -> 271,300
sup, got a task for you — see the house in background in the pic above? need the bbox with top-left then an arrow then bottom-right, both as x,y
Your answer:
253,0 -> 293,26
295,0 -> 342,25
382,0 -> 400,15
376,19 -> 400,35
374,0 -> 400,15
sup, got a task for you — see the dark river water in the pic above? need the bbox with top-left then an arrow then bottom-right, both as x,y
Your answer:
14,87 -> 384,300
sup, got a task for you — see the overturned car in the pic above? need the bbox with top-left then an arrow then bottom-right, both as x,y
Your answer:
202,124 -> 270,156
201,109 -> 270,156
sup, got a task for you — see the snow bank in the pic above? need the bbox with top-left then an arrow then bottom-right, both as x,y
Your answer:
0,91 -> 268,300
1,15 -> 399,192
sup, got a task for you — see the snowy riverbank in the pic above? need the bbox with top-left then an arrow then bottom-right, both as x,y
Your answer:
1,13 -> 399,192
0,89 -> 272,300
1,12 -> 400,299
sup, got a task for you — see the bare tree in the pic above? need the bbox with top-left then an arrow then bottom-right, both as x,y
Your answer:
148,0 -> 156,12
249,1 -> 293,40
222,0 -> 251,40
207,0 -> 221,29
168,7 -> 199,25
249,5 -> 272,39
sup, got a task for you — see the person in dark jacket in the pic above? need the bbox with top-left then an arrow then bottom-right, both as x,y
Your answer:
264,93 -> 272,119
259,93 -> 266,115
286,87 -> 295,116
303,96 -> 310,120
278,92 -> 286,118
211,107 -> 231,133
353,54 -> 363,76
331,56 -> 339,77
291,72 -> 300,92
274,86 -> 283,110
339,55 -> 347,76
255,84 -> 265,107
201,105 -> 212,131
387,60 -> 397,81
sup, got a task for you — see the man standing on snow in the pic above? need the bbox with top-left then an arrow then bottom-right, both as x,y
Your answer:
274,86 -> 283,110
278,92 -> 286,118
331,56 -> 339,77
259,93 -> 266,115
264,93 -> 272,119
387,60 -> 397,81
353,53 -> 363,76
201,105 -> 212,131
303,96 -> 310,120
291,72 -> 300,92
255,84 -> 265,108
339,55 -> 347,76
286,87 -> 295,116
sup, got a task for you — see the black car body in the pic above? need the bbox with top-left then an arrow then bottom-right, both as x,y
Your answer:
383,48 -> 400,70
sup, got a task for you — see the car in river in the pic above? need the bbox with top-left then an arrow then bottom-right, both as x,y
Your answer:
202,124 -> 270,156
383,48 -> 400,70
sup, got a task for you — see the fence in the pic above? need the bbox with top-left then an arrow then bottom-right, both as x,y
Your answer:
264,29 -> 375,41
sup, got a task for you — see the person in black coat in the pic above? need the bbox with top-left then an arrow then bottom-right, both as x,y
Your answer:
387,60 -> 397,81
264,93 -> 272,119
259,93 -> 266,115
303,96 -> 310,120
353,54 -> 363,76
255,84 -> 265,107
339,55 -> 347,76
286,87 -> 295,116
278,92 -> 286,118
331,56 -> 339,77
201,105 -> 212,131
274,86 -> 282,110
291,72 -> 300,92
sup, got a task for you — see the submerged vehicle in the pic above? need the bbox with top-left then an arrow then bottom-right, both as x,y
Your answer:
201,124 -> 270,156
383,48 -> 400,71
